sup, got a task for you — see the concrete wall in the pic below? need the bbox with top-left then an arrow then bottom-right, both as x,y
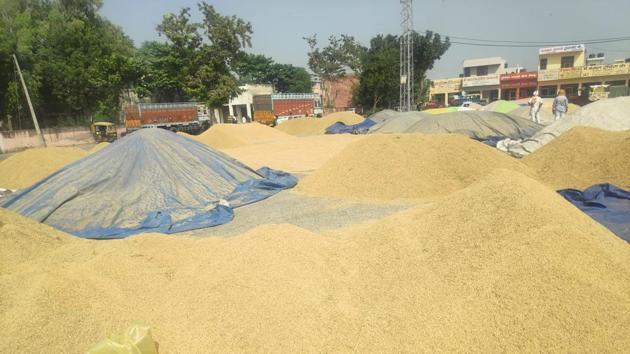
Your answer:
541,51 -> 586,70
0,126 -> 95,153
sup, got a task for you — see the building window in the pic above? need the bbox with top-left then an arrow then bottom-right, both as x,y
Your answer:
560,84 -> 579,97
464,67 -> 470,77
477,66 -> 488,76
540,85 -> 557,98
540,58 -> 547,70
561,56 -> 574,68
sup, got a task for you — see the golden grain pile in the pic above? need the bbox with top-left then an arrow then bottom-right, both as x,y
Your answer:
275,112 -> 363,136
297,133 -> 533,200
89,142 -> 110,154
221,134 -> 365,173
194,123 -> 290,149
0,147 -> 87,189
2,169 -> 629,353
524,127 -> 630,189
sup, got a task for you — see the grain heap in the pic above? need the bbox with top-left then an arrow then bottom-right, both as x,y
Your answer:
275,112 -> 363,136
221,134 -> 365,173
523,127 -> 630,189
0,147 -> 87,190
297,133 -> 533,200
481,99 -> 519,113
89,142 -> 110,153
194,123 -> 290,149
2,169 -> 630,352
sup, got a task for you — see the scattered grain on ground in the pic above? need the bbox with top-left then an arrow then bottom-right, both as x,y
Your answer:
89,142 -> 110,154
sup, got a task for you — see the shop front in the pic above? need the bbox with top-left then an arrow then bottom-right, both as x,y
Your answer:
429,78 -> 462,106
500,72 -> 538,100
462,74 -> 500,102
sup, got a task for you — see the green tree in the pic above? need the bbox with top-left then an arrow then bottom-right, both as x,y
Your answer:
234,53 -> 312,93
149,2 -> 253,107
354,31 -> 450,113
0,0 -> 136,127
304,34 -> 366,108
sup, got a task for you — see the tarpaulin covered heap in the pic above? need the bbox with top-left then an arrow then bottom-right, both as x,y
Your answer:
1,128 -> 297,239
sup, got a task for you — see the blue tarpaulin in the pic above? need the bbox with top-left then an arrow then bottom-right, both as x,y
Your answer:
325,118 -> 376,135
559,184 -> 630,243
1,128 -> 297,239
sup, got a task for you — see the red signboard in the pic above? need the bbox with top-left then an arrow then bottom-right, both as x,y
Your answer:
500,72 -> 538,89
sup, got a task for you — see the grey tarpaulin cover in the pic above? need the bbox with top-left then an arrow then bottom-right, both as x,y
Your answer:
1,128 -> 297,239
369,110 -> 542,140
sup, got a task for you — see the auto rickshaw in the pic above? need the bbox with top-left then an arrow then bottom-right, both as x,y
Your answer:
91,122 -> 117,143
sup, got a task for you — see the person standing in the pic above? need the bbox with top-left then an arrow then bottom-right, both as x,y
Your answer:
528,91 -> 543,123
552,89 -> 569,121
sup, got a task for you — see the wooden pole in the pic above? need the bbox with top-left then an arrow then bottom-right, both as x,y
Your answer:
13,54 -> 46,146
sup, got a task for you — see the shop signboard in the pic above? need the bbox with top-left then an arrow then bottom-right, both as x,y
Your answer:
581,63 -> 630,78
559,67 -> 582,80
539,44 -> 585,55
462,74 -> 500,88
500,72 -> 538,89
538,69 -> 559,82
430,78 -> 462,94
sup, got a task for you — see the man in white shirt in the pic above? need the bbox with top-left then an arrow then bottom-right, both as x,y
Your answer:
528,91 -> 543,124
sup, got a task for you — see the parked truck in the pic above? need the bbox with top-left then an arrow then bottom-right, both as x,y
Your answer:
124,103 -> 211,134
252,95 -> 275,126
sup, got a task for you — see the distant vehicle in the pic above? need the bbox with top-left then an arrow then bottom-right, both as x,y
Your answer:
422,101 -> 443,110
124,103 -> 211,134
252,95 -> 276,126
91,122 -> 117,143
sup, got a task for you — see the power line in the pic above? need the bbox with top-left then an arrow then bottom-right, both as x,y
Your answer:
590,46 -> 630,54
448,38 -> 630,48
446,35 -> 630,44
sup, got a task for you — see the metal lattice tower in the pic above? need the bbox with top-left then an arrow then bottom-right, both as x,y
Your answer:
399,0 -> 414,111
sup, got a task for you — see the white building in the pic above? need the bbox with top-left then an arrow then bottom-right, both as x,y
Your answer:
216,84 -> 273,123
461,57 -> 515,102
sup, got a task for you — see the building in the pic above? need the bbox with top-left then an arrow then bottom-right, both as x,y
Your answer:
221,84 -> 273,122
313,75 -> 358,114
462,57 -> 514,101
500,72 -> 538,100
428,78 -> 462,106
537,44 -> 630,98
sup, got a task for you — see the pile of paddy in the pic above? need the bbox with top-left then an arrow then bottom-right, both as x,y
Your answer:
0,147 -> 87,190
88,142 -> 110,154
275,112 -> 363,136
2,168 -> 629,353
194,123 -> 290,149
297,133 -> 533,200
221,134 -> 365,174
523,127 -> 630,190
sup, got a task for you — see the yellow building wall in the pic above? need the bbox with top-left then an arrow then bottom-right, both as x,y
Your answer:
541,51 -> 586,69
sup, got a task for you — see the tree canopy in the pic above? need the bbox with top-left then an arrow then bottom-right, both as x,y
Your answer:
354,31 -> 450,113
234,53 -> 312,93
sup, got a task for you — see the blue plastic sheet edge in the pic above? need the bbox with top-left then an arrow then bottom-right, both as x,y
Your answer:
4,167 -> 297,240
558,183 -> 630,243
325,118 -> 376,135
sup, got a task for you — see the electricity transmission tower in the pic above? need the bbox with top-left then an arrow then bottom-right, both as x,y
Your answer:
399,0 -> 414,111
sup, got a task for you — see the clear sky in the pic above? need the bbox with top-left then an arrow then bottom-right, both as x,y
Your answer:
101,0 -> 630,79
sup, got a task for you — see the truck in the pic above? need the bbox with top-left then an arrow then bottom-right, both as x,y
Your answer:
123,103 -> 211,134
252,95 -> 276,126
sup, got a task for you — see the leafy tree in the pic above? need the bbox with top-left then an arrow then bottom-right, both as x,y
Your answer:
0,0 -> 136,127
234,53 -> 312,93
304,34 -> 366,108
354,31 -> 450,113
146,2 -> 253,107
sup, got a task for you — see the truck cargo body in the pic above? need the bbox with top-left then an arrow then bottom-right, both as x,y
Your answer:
271,94 -> 317,118
252,95 -> 276,125
124,103 -> 210,134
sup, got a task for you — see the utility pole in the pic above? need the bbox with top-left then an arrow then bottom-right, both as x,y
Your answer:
399,0 -> 414,112
13,54 -> 46,146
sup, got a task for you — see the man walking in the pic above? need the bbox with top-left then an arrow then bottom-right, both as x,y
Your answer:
528,90 -> 543,124
552,89 -> 569,121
